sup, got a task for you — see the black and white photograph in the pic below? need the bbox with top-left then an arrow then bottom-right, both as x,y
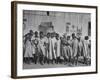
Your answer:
23,10 -> 91,69
11,1 -> 97,78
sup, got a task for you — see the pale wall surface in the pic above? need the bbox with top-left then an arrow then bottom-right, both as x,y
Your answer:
23,10 -> 90,36
0,0 -> 99,80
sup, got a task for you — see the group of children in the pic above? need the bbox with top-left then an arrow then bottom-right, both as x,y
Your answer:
23,30 -> 91,66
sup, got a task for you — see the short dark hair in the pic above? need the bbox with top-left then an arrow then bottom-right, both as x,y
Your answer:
72,33 -> 75,37
67,36 -> 70,39
47,32 -> 50,35
39,31 -> 43,35
84,36 -> 89,40
55,33 -> 58,36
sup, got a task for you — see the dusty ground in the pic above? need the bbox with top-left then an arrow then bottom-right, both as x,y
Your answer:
23,62 -> 90,69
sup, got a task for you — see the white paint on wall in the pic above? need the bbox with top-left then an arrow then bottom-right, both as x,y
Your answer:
23,10 -> 90,37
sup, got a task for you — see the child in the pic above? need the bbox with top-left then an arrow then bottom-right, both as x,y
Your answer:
24,30 -> 33,64
55,33 -> 61,64
33,31 -> 39,64
44,32 -> 50,64
66,36 -> 72,65
51,32 -> 57,64
71,33 -> 78,65
83,36 -> 90,65
38,31 -> 45,65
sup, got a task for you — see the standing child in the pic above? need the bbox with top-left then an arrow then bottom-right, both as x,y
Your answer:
51,32 -> 57,64
24,30 -> 33,64
33,31 -> 39,64
83,36 -> 90,64
61,34 -> 69,64
71,33 -> 78,65
44,33 -> 50,64
38,31 -> 45,65
66,36 -> 72,65
55,33 -> 61,64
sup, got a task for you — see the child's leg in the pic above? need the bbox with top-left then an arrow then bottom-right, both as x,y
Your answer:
39,54 -> 44,65
34,54 -> 37,64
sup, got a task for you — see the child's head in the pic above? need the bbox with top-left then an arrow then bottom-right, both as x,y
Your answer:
67,36 -> 70,40
72,33 -> 76,39
29,30 -> 33,36
84,36 -> 89,40
56,33 -> 59,40
51,32 -> 55,38
34,31 -> 38,37
47,32 -> 50,38
39,31 -> 44,38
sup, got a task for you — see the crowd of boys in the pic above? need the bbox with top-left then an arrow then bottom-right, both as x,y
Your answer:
23,30 -> 91,66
